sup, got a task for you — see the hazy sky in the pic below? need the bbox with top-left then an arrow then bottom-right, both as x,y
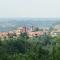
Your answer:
0,0 -> 60,18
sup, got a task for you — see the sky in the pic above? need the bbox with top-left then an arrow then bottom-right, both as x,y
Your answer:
0,0 -> 60,18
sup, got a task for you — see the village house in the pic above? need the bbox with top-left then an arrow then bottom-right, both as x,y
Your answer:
28,31 -> 44,37
51,31 -> 60,37
0,32 -> 8,40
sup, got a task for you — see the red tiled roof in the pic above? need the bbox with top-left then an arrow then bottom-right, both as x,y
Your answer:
28,31 -> 44,37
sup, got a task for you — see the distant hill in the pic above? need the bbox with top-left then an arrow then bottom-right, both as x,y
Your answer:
0,18 -> 60,32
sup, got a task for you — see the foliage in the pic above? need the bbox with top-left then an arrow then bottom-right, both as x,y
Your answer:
0,33 -> 60,60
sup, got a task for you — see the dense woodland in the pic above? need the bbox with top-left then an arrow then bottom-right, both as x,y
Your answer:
0,32 -> 60,60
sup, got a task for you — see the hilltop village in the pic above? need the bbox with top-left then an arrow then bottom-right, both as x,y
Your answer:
0,24 -> 60,40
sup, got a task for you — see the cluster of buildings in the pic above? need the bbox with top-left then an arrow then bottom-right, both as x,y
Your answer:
0,24 -> 60,40
0,26 -> 48,39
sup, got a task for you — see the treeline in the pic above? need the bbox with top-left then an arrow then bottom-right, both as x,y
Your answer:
0,32 -> 60,60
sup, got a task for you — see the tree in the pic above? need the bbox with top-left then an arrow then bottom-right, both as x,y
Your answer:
0,38 -> 2,46
49,26 -> 54,32
33,27 -> 40,31
20,32 -> 29,39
